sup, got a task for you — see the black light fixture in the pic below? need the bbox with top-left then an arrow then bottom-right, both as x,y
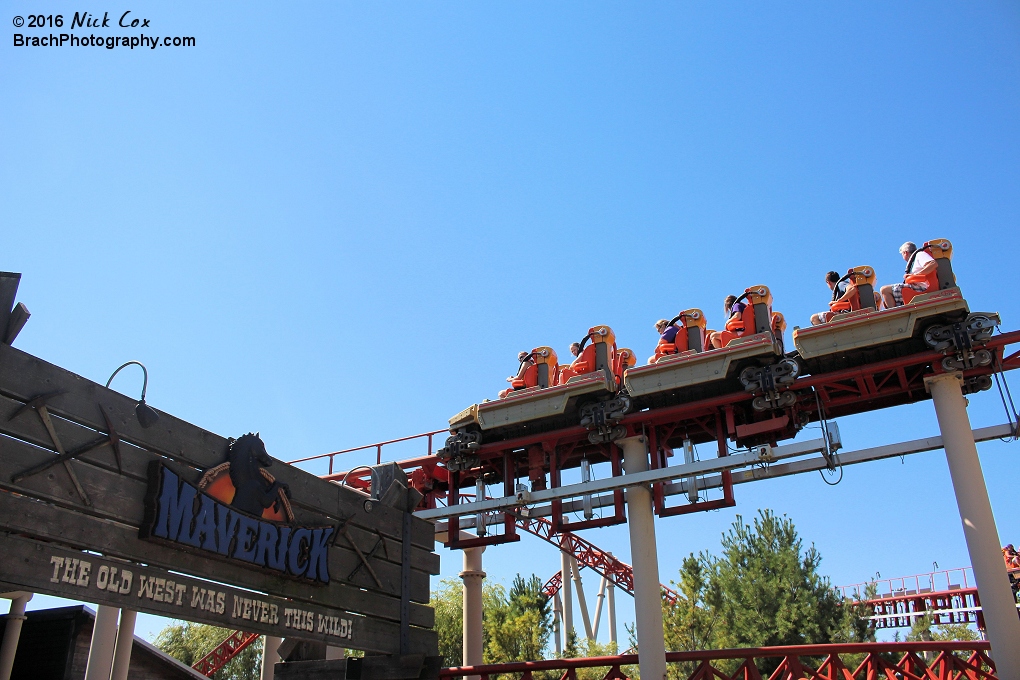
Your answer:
106,361 -> 160,429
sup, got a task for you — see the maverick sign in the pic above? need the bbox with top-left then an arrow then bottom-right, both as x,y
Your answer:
0,336 -> 439,657
141,461 -> 335,584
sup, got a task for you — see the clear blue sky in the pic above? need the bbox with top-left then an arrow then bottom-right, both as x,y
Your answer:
3,1 -> 1019,646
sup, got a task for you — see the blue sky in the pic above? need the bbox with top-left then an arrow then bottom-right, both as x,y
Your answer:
3,1 -> 1019,646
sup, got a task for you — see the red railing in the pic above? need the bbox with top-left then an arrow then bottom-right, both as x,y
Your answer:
440,642 -> 996,680
192,630 -> 260,677
837,566 -> 975,601
288,429 -> 447,473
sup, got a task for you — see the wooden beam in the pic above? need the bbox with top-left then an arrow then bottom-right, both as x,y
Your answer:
0,343 -> 434,549
0,532 -> 436,656
0,393 -> 439,581
0,473 -> 435,627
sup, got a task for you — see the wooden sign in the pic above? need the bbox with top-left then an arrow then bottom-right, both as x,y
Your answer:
0,534 -> 416,652
0,343 -> 439,656
141,463 -> 335,584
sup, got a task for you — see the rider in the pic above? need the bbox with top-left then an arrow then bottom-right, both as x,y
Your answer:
709,295 -> 745,349
810,271 -> 849,325
498,351 -> 534,399
880,241 -> 937,308
649,319 -> 681,363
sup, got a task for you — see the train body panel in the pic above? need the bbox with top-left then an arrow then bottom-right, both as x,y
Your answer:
793,289 -> 975,374
624,333 -> 780,406
448,370 -> 615,436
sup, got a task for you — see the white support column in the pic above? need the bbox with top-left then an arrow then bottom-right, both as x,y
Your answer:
0,593 -> 31,680
260,636 -> 282,680
927,373 -> 1020,677
552,593 -> 562,657
560,545 -> 573,651
85,605 -> 120,680
592,575 -> 608,640
569,557 -> 594,641
110,609 -> 136,680
607,582 -> 617,647
620,435 -> 667,680
461,546 -> 486,679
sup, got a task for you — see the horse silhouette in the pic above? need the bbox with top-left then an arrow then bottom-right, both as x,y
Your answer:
226,432 -> 290,517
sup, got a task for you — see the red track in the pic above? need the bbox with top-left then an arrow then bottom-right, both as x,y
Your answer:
513,515 -> 680,604
191,630 -> 260,677
300,329 -> 1020,534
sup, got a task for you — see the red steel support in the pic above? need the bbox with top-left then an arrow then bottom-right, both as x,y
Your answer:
192,630 -> 260,677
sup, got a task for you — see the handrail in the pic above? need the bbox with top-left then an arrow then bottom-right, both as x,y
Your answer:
440,641 -> 995,679
837,566 -> 975,600
287,428 -> 447,473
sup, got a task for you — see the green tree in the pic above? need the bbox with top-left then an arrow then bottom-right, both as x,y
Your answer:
485,575 -> 553,663
659,510 -> 873,676
431,574 -> 553,667
154,621 -> 263,680
709,510 -> 870,649
432,578 -> 465,667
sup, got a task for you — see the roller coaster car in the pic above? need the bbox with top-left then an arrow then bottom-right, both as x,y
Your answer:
793,239 -> 1000,376
650,309 -> 708,363
440,326 -> 636,463
624,286 -> 801,413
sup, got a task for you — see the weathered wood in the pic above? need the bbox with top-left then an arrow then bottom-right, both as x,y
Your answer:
0,391 -> 438,579
0,437 -> 434,601
275,654 -> 440,680
0,343 -> 435,549
0,533 -> 436,656
0,273 -> 20,343
3,303 -> 29,345
0,394 -> 440,580
275,659 -> 348,680
0,490 -> 434,628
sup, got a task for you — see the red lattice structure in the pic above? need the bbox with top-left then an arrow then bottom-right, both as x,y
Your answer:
515,515 -> 680,605
439,641 -> 997,680
192,630 -> 260,677
837,566 -> 988,630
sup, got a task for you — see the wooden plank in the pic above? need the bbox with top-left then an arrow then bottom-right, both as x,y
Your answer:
0,490 -> 434,628
275,655 -> 438,680
0,396 -> 440,578
0,436 -> 433,603
0,532 -> 436,656
0,343 -> 435,549
0,273 -> 19,341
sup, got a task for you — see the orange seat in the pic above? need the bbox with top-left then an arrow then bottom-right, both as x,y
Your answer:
613,348 -> 636,377
901,239 -> 955,305
501,347 -> 559,398
652,309 -> 708,362
713,286 -> 776,348
510,363 -> 539,390
828,266 -> 878,317
557,326 -> 626,387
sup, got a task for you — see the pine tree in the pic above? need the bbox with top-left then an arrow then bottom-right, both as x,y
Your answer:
661,510 -> 873,675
